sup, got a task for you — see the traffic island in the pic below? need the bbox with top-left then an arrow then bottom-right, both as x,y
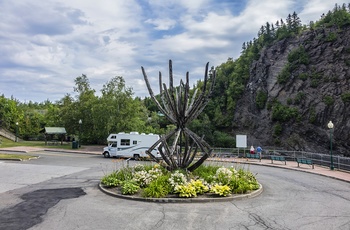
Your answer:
99,182 -> 263,203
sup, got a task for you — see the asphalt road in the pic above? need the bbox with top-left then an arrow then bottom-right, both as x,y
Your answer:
0,151 -> 349,230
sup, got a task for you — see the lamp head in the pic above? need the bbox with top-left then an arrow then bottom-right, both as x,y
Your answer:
327,121 -> 334,129
79,119 -> 82,124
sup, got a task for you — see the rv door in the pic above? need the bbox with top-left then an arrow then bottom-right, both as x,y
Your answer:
108,142 -> 118,157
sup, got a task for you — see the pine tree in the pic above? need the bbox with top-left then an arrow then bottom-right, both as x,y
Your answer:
275,20 -> 280,29
291,11 -> 301,33
286,13 -> 292,30
241,42 -> 246,53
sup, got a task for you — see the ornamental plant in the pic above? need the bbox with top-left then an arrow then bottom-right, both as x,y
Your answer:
174,183 -> 197,198
214,167 -> 233,185
189,179 -> 209,195
169,170 -> 187,191
121,180 -> 140,195
101,172 -> 120,187
132,167 -> 163,187
142,175 -> 172,198
210,184 -> 231,196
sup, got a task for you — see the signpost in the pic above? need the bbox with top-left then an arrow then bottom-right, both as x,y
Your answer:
236,135 -> 247,157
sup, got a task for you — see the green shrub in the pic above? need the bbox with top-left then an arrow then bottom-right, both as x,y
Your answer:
310,71 -> 322,88
288,46 -> 309,66
174,183 -> 197,198
242,171 -> 260,190
310,79 -> 318,88
273,122 -> 283,137
256,90 -> 268,109
101,172 -> 120,187
325,32 -> 337,42
271,102 -> 299,122
277,64 -> 291,84
298,73 -> 308,80
214,167 -> 233,185
233,180 -> 251,194
115,167 -> 133,182
192,165 -> 220,183
341,92 -> 350,102
189,179 -> 209,195
210,184 -> 231,196
142,175 -> 171,198
294,92 -> 305,105
309,107 -> 317,124
323,95 -> 334,106
121,180 -> 140,195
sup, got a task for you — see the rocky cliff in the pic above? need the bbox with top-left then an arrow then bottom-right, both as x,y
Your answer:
233,25 -> 350,156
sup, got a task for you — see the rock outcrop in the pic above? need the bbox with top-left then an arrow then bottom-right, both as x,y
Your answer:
233,25 -> 350,156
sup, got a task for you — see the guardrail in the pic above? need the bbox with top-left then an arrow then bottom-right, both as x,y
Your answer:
211,148 -> 350,171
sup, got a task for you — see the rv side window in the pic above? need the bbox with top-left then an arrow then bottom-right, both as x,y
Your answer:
111,143 -> 117,147
120,139 -> 130,146
111,135 -> 116,139
133,140 -> 137,145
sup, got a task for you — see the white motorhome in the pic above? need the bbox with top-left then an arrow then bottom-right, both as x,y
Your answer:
102,132 -> 160,159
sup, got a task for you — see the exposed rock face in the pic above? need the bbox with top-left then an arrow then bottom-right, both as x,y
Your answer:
234,25 -> 350,156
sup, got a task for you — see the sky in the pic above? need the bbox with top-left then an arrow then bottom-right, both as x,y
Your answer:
0,0 -> 344,103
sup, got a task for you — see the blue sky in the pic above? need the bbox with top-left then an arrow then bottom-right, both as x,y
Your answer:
0,0 -> 344,103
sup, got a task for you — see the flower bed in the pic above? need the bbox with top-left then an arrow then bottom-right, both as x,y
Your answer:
100,163 -> 260,198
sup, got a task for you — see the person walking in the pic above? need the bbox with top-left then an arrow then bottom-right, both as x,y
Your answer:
250,146 -> 255,154
256,146 -> 262,159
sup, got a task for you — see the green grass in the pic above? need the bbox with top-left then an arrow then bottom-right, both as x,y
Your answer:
0,153 -> 37,160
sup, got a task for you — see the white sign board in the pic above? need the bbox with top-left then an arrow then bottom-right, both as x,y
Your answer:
236,135 -> 247,148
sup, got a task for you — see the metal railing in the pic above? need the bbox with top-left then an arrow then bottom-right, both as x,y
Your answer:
211,148 -> 350,171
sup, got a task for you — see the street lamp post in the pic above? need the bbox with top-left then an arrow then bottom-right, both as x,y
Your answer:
327,121 -> 334,170
15,122 -> 18,142
79,119 -> 82,148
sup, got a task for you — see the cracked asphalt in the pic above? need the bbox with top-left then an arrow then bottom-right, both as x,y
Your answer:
0,150 -> 349,230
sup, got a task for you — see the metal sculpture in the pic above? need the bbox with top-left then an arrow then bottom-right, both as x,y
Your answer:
141,60 -> 216,172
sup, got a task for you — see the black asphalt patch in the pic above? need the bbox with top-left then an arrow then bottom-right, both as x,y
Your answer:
0,187 -> 86,230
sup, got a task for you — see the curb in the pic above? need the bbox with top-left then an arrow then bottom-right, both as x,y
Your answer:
0,156 -> 40,161
98,183 -> 263,203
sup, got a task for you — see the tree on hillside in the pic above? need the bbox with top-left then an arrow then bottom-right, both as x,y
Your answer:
291,11 -> 302,33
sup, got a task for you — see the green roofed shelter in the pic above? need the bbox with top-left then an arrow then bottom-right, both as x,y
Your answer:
44,127 -> 67,145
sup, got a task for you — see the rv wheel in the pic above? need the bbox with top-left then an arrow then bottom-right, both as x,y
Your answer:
133,154 -> 140,160
103,152 -> 110,158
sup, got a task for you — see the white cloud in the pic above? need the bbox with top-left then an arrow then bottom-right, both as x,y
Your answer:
299,0 -> 341,24
145,18 -> 177,30
0,0 -> 345,102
